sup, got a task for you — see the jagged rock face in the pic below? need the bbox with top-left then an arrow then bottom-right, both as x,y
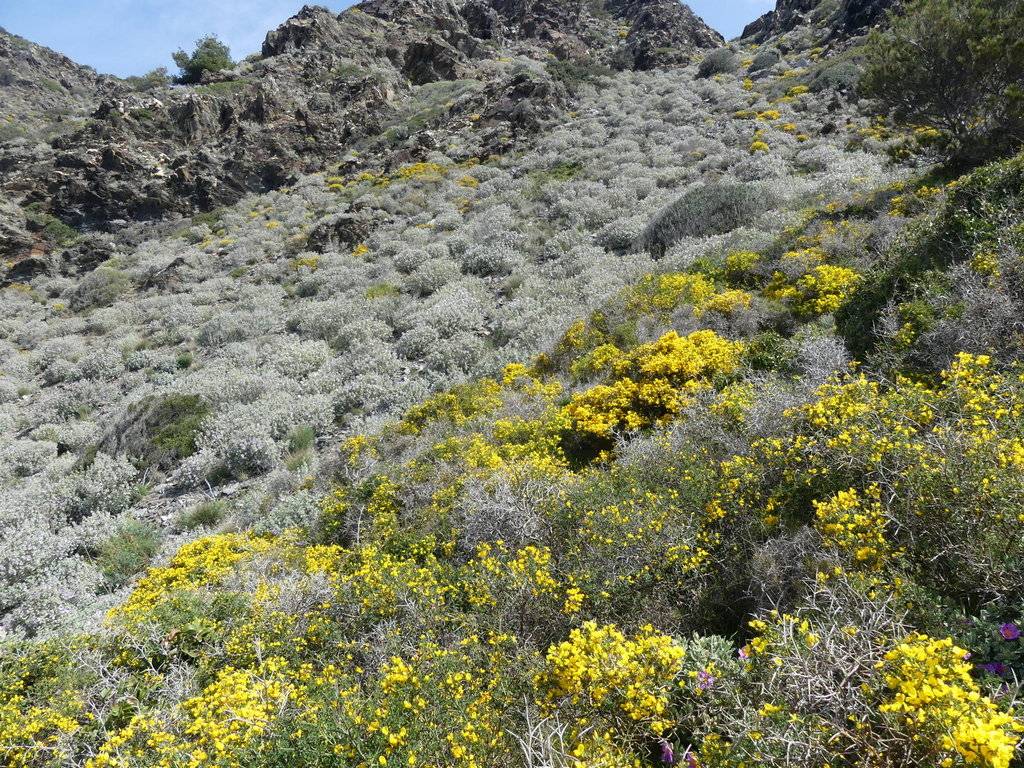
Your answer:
261,4 -> 351,56
0,0 -> 721,240
609,0 -> 722,69
742,0 -> 896,42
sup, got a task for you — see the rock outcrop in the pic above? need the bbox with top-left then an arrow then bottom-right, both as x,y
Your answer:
742,0 -> 897,43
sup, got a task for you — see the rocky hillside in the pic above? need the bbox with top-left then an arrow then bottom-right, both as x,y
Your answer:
0,0 -> 719,232
2,0 -> 1023,767
0,27 -> 113,141
742,0 -> 896,45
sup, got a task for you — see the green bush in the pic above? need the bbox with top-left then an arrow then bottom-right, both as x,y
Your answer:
23,203 -> 79,247
69,266 -> 130,310
176,500 -> 226,531
748,47 -> 781,73
96,520 -> 160,590
101,393 -> 211,471
150,394 -> 210,464
837,151 -> 1024,358
639,181 -> 770,257
808,58 -> 861,93
860,0 -> 1024,164
546,58 -> 613,89
125,67 -> 171,92
697,48 -> 739,78
285,425 -> 316,471
172,35 -> 234,85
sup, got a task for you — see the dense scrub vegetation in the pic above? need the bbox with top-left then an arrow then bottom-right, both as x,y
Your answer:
861,0 -> 1024,165
2,1 -> 1024,766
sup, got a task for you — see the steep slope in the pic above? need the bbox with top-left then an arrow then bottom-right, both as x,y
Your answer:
0,27 -> 113,142
0,0 -> 898,640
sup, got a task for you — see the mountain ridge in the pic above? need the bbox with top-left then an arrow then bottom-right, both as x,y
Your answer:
0,0 -> 722,233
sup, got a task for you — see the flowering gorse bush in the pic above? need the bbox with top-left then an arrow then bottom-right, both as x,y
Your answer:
879,634 -> 1022,768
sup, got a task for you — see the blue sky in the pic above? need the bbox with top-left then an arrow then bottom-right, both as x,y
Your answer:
0,1 -> 774,77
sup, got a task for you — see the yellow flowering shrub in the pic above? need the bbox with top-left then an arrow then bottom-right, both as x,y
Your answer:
879,635 -> 1023,768
0,696 -> 83,768
111,533 -> 275,626
541,621 -> 685,735
705,353 -> 1024,602
766,264 -> 862,317
696,288 -> 752,317
569,343 -> 624,381
724,250 -> 761,285
563,330 -> 744,437
398,379 -> 504,435
814,485 -> 892,569
626,272 -> 717,315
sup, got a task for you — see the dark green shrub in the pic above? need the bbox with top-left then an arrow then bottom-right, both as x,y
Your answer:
861,0 -> 1024,164
69,266 -> 130,310
100,394 -> 210,471
639,181 -> 770,257
125,67 -> 171,92
24,203 -> 79,247
546,59 -> 613,89
172,35 -> 234,85
697,48 -> 739,78
749,47 -> 781,72
837,150 -> 1024,358
809,59 -> 861,93
150,395 -> 210,463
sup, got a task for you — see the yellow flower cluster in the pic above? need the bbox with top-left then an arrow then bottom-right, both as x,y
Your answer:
181,660 -> 291,763
766,264 -> 862,317
541,621 -> 685,735
89,658 -> 293,768
398,378 -> 504,435
724,250 -> 761,284
814,485 -> 891,569
626,272 -> 717,314
0,695 -> 83,768
563,330 -> 744,437
111,533 -> 275,626
626,272 -> 752,319
880,634 -> 1023,768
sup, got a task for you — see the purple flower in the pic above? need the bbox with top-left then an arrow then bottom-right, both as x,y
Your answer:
998,622 -> 1021,641
685,751 -> 699,768
659,740 -> 675,764
696,670 -> 716,691
738,646 -> 750,660
962,651 -> 972,661
979,662 -> 1009,677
